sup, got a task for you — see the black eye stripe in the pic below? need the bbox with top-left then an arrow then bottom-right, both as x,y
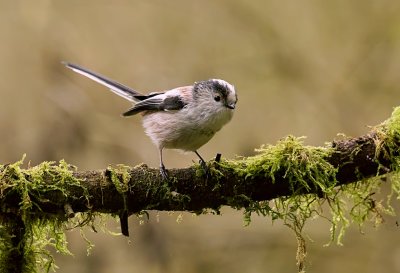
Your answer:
193,79 -> 232,100
212,81 -> 228,98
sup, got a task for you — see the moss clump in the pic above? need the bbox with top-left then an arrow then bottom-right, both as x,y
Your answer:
219,136 -> 337,218
107,164 -> 131,195
375,106 -> 400,200
0,156 -> 89,273
107,164 -> 132,215
220,136 -> 339,271
239,136 -> 337,193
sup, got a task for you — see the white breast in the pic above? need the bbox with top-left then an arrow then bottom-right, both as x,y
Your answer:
142,102 -> 234,151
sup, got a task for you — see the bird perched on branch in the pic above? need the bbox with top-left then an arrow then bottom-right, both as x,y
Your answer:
63,62 -> 237,179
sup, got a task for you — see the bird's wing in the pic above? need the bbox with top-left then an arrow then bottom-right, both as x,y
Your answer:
122,92 -> 186,116
63,62 -> 145,102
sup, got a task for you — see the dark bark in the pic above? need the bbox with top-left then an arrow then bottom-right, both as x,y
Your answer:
1,214 -> 26,273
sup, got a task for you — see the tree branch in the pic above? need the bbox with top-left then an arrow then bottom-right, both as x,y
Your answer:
0,130 -> 394,216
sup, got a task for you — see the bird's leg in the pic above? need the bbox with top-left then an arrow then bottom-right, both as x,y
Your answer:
194,150 -> 210,178
159,149 -> 169,180
160,163 -> 168,181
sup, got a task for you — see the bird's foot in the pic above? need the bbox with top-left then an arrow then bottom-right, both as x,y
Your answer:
199,159 -> 211,180
160,165 -> 169,181
194,151 -> 211,180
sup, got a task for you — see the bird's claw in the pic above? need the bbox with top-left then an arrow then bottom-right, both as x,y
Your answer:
199,160 -> 211,180
160,165 -> 169,181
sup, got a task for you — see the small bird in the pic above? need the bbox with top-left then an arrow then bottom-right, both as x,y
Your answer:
63,62 -> 237,179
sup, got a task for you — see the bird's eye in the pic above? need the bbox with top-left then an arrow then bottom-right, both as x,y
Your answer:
214,95 -> 221,102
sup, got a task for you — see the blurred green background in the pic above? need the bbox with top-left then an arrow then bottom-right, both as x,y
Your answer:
2,1 -> 400,272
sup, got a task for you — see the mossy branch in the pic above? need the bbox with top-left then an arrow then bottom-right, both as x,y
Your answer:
0,123 -> 396,216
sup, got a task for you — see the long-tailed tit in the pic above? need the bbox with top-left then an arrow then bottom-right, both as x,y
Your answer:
63,62 -> 237,179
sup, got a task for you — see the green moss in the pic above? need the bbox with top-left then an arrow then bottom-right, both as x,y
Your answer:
107,164 -> 131,195
219,137 -> 336,226
242,136 -> 337,192
376,107 -> 400,198
214,137 -> 341,270
0,155 -> 89,273
107,164 -> 132,217
219,128 -> 394,237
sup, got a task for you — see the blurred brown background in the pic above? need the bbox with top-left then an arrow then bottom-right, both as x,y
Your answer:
2,1 -> 400,272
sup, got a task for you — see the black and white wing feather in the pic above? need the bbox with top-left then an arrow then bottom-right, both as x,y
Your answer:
122,93 -> 186,116
63,62 -> 144,102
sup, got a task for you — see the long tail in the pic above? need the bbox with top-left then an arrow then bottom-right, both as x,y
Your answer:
63,62 -> 144,102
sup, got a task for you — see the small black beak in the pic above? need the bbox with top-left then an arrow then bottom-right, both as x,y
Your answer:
226,103 -> 236,109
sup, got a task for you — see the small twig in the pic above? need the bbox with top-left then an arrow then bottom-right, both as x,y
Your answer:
63,203 -> 75,218
119,210 -> 129,237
